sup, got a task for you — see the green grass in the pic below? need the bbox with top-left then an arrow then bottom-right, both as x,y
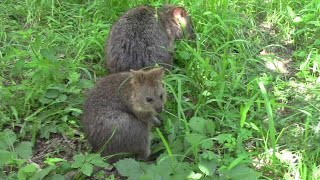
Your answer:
1,0 -> 320,179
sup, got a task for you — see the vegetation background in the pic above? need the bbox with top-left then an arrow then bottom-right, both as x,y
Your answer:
1,0 -> 319,179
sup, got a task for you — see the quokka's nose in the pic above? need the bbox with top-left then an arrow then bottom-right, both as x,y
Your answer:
156,106 -> 163,113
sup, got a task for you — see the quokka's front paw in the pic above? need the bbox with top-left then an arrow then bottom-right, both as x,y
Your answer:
152,116 -> 162,127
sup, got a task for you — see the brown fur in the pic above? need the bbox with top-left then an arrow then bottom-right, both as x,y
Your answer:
106,4 -> 195,73
82,68 -> 166,163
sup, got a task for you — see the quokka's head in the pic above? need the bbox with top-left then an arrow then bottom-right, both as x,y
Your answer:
160,5 -> 196,40
130,67 -> 167,115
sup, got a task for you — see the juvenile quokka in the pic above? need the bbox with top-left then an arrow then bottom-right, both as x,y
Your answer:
106,4 -> 195,73
82,67 -> 166,163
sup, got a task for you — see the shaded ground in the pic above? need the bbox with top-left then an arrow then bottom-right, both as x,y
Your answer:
32,134 -> 85,168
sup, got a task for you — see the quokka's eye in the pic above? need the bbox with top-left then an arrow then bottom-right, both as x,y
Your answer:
146,97 -> 153,102
160,93 -> 163,100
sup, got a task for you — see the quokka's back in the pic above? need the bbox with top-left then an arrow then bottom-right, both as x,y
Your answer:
106,4 -> 195,73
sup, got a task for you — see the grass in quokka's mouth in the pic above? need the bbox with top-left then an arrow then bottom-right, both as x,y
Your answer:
1,0 -> 320,179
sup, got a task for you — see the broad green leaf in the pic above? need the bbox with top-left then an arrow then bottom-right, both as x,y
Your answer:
294,50 -> 307,58
0,129 -> 17,149
201,151 -> 217,160
71,154 -> 85,168
0,149 -> 18,163
40,48 -> 57,61
57,94 -> 67,102
49,174 -> 65,180
140,174 -> 163,180
198,158 -> 218,176
89,155 -> 109,167
12,59 -> 26,75
45,157 -> 66,166
81,163 -> 93,176
18,163 -> 38,180
172,162 -> 193,179
205,120 -> 215,134
170,137 -> 184,153
213,134 -> 233,144
155,154 -> 177,175
39,97 -> 53,104
40,124 -> 58,139
114,158 -> 144,180
0,141 -> 9,150
78,79 -> 94,89
45,88 -> 61,99
189,117 -> 207,133
17,170 -> 27,180
144,156 -> 191,179
16,141 -> 33,159
187,172 -> 202,179
178,51 -> 191,60
201,139 -> 213,149
141,163 -> 169,179
185,133 -> 206,147
220,165 -> 261,180
32,166 -> 56,180
59,161 -> 72,174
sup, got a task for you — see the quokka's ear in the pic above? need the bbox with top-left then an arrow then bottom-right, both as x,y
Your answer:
130,69 -> 145,85
172,7 -> 188,29
147,67 -> 165,80
172,7 -> 187,19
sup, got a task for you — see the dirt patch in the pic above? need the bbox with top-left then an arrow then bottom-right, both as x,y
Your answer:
257,20 -> 297,77
31,133 -> 87,168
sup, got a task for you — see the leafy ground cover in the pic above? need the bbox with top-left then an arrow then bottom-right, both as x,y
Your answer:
1,0 -> 319,179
